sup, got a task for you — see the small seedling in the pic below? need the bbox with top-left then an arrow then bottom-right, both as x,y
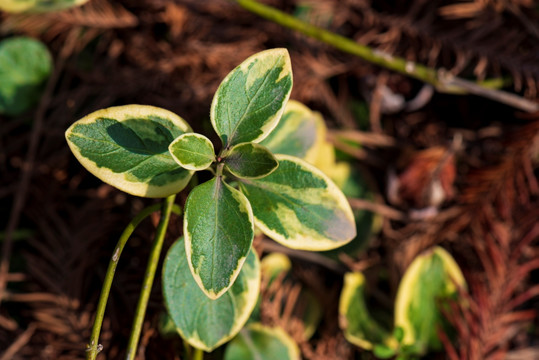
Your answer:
66,48 -> 356,359
339,246 -> 466,359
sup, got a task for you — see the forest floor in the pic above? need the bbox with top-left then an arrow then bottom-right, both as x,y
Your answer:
0,1 -> 538,359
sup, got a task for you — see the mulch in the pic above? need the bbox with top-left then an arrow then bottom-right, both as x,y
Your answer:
0,1 -> 538,359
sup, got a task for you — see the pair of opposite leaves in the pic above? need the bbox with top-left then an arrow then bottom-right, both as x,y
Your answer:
65,49 -> 357,300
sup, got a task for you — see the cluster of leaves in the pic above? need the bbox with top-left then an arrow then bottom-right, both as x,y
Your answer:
339,247 -> 466,359
64,47 -> 468,358
65,49 -> 357,354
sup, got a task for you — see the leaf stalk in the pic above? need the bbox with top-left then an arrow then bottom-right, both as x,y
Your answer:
125,194 -> 177,360
193,348 -> 204,360
86,201 -> 181,360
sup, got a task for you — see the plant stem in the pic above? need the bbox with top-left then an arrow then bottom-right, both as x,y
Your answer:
235,0 -> 436,85
231,0 -> 539,113
193,348 -> 204,360
126,194 -> 177,360
86,202 -> 181,360
215,162 -> 225,177
182,339 -> 193,360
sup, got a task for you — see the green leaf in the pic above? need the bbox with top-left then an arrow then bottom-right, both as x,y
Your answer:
211,48 -> 293,147
260,100 -> 324,163
321,163 -> 375,259
260,101 -> 376,255
224,142 -> 278,179
238,155 -> 356,250
169,133 -> 215,171
339,272 -> 395,350
0,0 -> 90,13
373,344 -> 397,359
393,326 -> 405,343
396,355 -> 414,360
0,37 -> 52,116
394,247 -> 466,355
163,238 -> 260,352
184,176 -> 254,299
65,105 -> 193,198
224,323 -> 300,360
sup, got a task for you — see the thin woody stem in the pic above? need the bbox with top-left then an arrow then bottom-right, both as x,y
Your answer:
231,0 -> 538,113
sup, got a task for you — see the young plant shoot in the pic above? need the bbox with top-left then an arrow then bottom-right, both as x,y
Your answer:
65,48 -> 356,357
339,246 -> 466,358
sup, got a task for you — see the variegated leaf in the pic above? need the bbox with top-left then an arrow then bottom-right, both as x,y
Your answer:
224,323 -> 300,360
238,155 -> 356,250
261,101 -> 376,255
211,48 -> 293,147
169,133 -> 215,171
322,163 -> 376,259
65,105 -> 193,198
339,272 -> 395,350
260,100 -> 325,163
224,142 -> 278,179
163,238 -> 260,352
0,0 -> 89,13
394,246 -> 466,355
184,176 -> 254,299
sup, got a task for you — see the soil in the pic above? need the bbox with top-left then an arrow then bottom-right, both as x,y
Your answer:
0,1 -> 538,359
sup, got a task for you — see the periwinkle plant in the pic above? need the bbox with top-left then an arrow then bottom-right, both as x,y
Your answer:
66,48 -> 356,358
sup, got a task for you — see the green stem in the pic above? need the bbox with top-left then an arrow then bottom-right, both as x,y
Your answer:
215,162 -> 225,177
86,202 -> 181,360
231,0 -> 539,112
233,0 -> 436,87
126,194 -> 177,360
193,348 -> 204,360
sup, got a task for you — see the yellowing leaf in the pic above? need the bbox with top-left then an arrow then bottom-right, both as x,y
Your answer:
339,272 -> 395,350
394,246 -> 466,354
260,100 -> 325,163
